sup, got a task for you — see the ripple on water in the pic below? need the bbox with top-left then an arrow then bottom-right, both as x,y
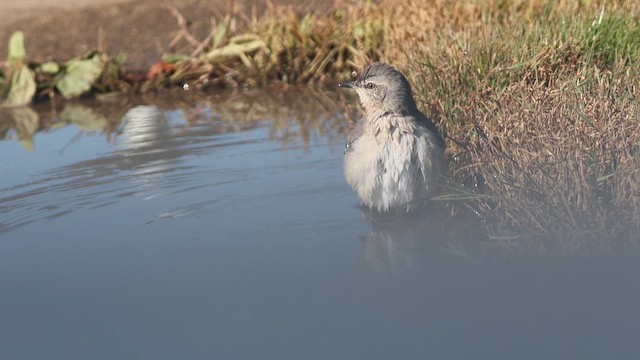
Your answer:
0,99 -> 347,234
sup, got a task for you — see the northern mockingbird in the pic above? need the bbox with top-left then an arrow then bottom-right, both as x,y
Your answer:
339,62 -> 445,213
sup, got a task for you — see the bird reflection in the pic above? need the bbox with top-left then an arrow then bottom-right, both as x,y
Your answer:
119,105 -> 172,151
359,209 -> 494,273
116,105 -> 177,196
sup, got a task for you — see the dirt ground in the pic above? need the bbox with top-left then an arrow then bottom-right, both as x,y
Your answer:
0,0 -> 332,70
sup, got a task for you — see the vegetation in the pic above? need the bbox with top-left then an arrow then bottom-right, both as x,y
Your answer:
1,0 -> 639,245
0,86 -> 354,154
387,0 -> 640,246
0,1 -> 386,104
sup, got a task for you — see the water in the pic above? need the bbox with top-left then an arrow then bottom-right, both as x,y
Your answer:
1,90 -> 640,360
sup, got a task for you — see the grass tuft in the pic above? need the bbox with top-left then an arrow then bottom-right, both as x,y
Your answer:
384,0 -> 640,245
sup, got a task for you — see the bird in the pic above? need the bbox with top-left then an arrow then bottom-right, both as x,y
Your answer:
339,62 -> 445,213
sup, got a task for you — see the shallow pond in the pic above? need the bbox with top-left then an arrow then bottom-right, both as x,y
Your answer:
1,89 -> 639,359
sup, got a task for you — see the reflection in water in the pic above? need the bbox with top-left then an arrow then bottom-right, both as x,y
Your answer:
1,103 -> 179,233
0,106 -> 40,152
118,105 -> 203,222
59,104 -> 111,132
118,105 -> 174,197
0,87 -> 356,151
359,210 -> 496,273
2,90 -> 640,360
119,105 -> 171,150
0,88 -> 354,234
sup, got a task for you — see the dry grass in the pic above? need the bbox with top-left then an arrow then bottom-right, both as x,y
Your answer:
137,0 -> 388,90
458,81 -> 640,246
379,0 -> 640,245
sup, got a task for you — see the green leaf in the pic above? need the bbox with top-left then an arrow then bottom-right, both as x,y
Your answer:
205,34 -> 265,63
56,54 -> 103,98
301,14 -> 314,34
115,52 -> 127,65
8,31 -> 26,63
3,65 -> 36,106
213,22 -> 227,48
38,61 -> 60,74
163,53 -> 190,63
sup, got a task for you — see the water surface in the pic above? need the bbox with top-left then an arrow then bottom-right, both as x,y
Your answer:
1,89 -> 639,359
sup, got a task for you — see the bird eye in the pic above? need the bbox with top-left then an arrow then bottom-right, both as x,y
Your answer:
366,83 -> 376,89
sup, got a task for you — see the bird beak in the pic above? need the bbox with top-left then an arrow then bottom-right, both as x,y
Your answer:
338,81 -> 355,89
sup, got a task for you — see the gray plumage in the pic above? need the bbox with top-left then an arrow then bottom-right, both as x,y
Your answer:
339,62 -> 445,213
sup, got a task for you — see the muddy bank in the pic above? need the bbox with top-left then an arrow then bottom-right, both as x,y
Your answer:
0,0 -> 332,70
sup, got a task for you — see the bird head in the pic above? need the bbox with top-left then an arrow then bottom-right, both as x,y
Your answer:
339,62 -> 418,116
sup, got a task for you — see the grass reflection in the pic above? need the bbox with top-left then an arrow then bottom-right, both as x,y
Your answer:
0,86 -> 358,151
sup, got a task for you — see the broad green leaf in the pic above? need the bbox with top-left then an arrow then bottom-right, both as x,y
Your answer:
56,54 -> 103,98
38,62 -> 60,74
3,65 -> 36,106
8,31 -> 26,62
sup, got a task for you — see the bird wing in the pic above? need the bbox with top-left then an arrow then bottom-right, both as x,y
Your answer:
345,117 -> 367,154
